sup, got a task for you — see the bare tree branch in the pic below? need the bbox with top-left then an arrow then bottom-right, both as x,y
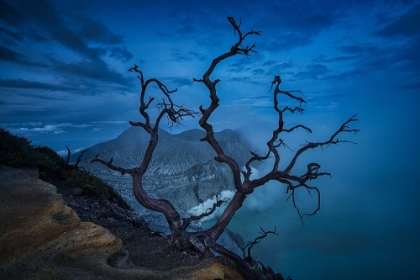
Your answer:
66,146 -> 89,168
66,145 -> 71,164
242,227 -> 279,261
181,195 -> 229,230
91,155 -> 133,175
199,232 -> 259,280
91,17 -> 358,280
283,114 -> 359,175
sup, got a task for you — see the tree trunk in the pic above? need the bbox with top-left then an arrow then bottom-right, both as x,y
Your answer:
207,191 -> 246,240
132,173 -> 182,243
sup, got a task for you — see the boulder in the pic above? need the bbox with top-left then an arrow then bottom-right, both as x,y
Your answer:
0,166 -> 243,280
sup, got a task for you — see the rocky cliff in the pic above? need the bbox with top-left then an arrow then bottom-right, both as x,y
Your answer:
0,166 -> 243,279
73,127 -> 254,234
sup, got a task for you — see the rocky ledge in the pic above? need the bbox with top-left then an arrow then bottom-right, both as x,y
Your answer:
0,166 -> 243,280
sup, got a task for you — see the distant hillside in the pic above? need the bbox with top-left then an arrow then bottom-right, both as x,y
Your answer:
72,126 -> 255,232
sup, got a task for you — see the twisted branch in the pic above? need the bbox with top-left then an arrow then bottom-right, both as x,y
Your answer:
242,227 -> 279,261
91,155 -> 133,175
181,195 -> 229,230
66,146 -> 89,168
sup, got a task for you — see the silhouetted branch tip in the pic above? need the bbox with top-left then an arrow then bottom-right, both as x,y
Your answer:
242,227 -> 278,261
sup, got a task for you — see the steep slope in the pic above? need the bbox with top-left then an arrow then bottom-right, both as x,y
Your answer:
0,166 -> 243,280
73,126 -> 254,232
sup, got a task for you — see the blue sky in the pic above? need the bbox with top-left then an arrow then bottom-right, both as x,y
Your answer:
1,0 -> 418,152
1,0 -> 420,279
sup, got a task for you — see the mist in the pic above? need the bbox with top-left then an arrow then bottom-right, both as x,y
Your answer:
2,1 -> 418,278
186,88 -> 420,279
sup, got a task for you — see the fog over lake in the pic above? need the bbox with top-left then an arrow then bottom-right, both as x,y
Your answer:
1,0 -> 419,279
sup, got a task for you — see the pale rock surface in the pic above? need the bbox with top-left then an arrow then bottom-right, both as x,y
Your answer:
0,166 -> 243,280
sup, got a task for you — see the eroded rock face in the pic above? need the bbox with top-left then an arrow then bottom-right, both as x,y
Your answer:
0,166 -> 243,280
73,127 -> 254,214
73,127 -> 255,245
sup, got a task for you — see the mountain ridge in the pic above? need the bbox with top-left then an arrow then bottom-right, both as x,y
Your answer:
72,126 -> 255,236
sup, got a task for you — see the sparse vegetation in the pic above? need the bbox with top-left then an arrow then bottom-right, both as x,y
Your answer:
66,168 -> 130,208
0,127 -> 130,209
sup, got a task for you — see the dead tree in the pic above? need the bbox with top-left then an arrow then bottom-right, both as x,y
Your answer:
66,146 -> 89,169
91,17 -> 358,279
242,227 -> 279,263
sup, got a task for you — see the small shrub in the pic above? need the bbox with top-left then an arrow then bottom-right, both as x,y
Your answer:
0,128 -> 68,176
0,127 -> 33,167
66,169 -> 131,209
0,127 -> 131,209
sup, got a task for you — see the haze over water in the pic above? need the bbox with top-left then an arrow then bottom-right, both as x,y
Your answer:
1,1 -> 419,279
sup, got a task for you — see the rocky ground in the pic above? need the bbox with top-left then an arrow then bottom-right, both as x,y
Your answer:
0,166 -> 243,279
45,176 -> 224,272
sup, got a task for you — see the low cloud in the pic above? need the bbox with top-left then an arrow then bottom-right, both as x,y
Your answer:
13,123 -> 90,135
187,166 -> 286,223
0,78 -> 71,91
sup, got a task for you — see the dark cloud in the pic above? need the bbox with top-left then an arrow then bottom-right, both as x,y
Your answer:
321,4 -> 420,82
227,66 -> 253,74
44,59 -> 130,89
163,76 -> 192,88
265,32 -> 316,51
226,56 -> 259,74
252,68 -> 265,75
375,4 -> 420,38
312,54 -> 357,63
257,1 -> 339,51
0,45 -> 22,61
109,47 -> 133,62
227,75 -> 263,84
228,58 -> 249,69
0,76 -> 131,100
392,37 -> 420,70
0,78 -> 71,91
337,44 -> 369,55
371,4 -> 420,75
78,18 -> 123,44
398,81 -> 420,89
0,0 -> 24,24
0,27 -> 24,44
164,5 -> 223,39
326,69 -> 365,80
265,61 -> 294,75
0,0 -> 134,91
189,51 -> 208,62
171,50 -> 207,62
332,34 -> 420,82
262,61 -> 277,66
294,64 -> 331,80
0,45 -> 48,67
55,60 -> 128,85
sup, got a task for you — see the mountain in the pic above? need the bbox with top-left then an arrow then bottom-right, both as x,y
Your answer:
73,126 -> 255,232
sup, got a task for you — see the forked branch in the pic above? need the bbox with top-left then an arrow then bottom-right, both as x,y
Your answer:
284,114 -> 359,174
91,155 -> 133,175
66,146 -> 89,168
242,227 -> 279,261
89,16 -> 358,280
181,195 -> 229,230
128,64 -> 198,132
